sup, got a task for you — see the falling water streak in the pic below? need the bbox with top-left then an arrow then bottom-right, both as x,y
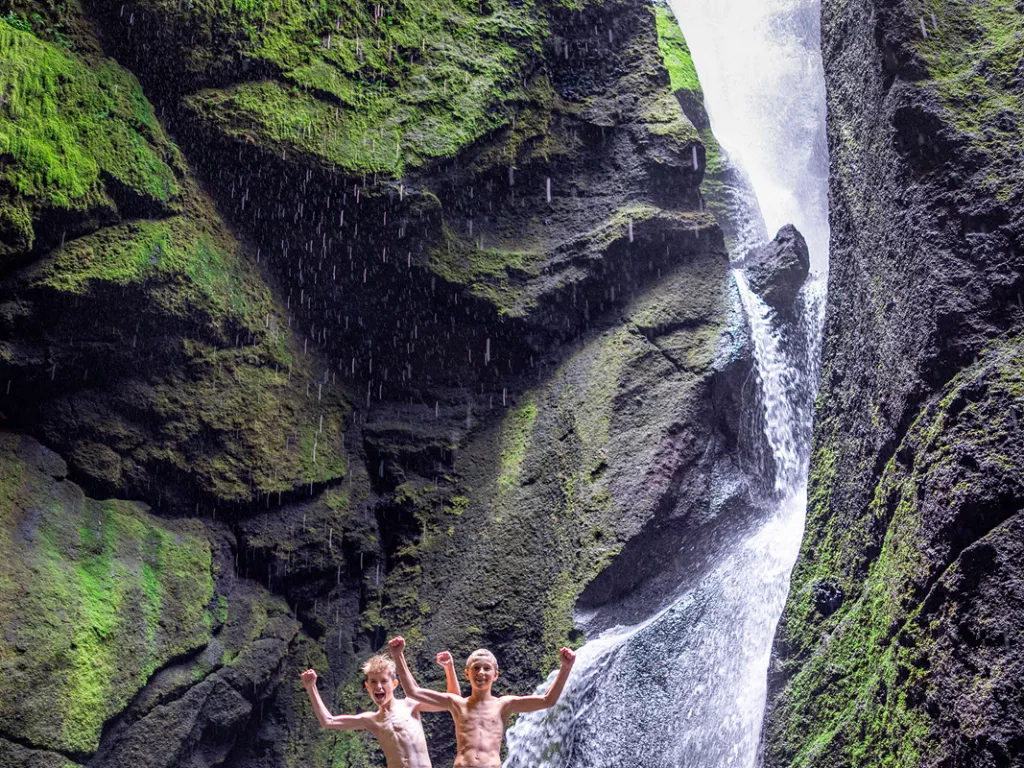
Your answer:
736,272 -> 800,491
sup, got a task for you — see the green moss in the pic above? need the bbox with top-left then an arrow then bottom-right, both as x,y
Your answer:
469,76 -> 566,174
497,393 -> 538,493
641,89 -> 701,145
0,438 -> 215,754
36,217 -> 257,321
771,336 -> 1024,767
700,128 -> 726,175
144,342 -> 350,498
446,495 -> 468,516
299,416 -> 348,484
0,22 -> 179,253
429,222 -> 545,314
916,0 -> 1024,198
325,489 -> 350,511
654,5 -> 701,96
776,495 -> 935,767
175,0 -> 548,175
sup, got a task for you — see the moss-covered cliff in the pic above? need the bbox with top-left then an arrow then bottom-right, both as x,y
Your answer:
763,1 -> 1024,766
1,0 -> 751,765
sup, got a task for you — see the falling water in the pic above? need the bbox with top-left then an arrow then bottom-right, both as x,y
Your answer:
504,2 -> 829,765
505,279 -> 825,768
671,0 -> 830,271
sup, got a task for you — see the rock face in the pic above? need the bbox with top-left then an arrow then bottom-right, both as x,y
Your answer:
0,432 -> 309,768
0,1 -> 755,766
742,224 -> 810,314
763,1 -> 1024,766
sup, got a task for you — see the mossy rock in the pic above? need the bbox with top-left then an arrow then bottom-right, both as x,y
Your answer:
95,0 -> 548,176
0,17 -> 351,506
914,0 -> 1024,203
766,336 -> 1024,767
0,431 -> 216,755
0,18 -> 181,260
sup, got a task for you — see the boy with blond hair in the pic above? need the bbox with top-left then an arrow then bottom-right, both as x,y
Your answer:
388,636 -> 576,768
301,649 -> 460,768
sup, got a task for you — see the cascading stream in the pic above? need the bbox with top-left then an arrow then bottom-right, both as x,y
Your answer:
504,2 -> 829,766
505,280 -> 825,768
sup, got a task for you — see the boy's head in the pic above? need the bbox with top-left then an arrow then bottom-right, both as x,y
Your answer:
362,653 -> 398,707
464,648 -> 499,691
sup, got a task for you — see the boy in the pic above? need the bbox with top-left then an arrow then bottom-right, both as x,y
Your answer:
388,636 -> 576,768
300,650 -> 461,768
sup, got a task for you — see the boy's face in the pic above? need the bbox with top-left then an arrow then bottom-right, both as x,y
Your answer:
364,671 -> 398,707
465,656 -> 498,692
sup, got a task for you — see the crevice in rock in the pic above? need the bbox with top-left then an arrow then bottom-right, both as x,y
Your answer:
0,730 -> 91,765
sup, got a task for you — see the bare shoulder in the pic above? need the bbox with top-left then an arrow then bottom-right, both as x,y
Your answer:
401,698 -> 424,718
361,709 -> 384,726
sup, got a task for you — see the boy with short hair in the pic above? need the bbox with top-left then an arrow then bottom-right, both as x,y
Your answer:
388,636 -> 576,768
301,650 -> 460,768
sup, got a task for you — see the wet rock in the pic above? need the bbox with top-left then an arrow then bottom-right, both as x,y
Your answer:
763,0 -> 1024,764
811,578 -> 843,617
742,224 -> 810,314
1,0 -> 750,766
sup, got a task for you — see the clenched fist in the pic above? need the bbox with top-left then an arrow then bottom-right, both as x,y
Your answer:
559,647 -> 577,667
388,636 -> 406,654
300,669 -> 318,687
436,650 -> 454,666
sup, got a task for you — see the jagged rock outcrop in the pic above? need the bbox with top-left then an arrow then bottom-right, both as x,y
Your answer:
742,224 -> 810,315
763,1 -> 1024,766
0,0 -> 756,765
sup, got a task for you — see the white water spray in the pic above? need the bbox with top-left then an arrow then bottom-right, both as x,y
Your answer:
504,2 -> 829,765
671,0 -> 829,270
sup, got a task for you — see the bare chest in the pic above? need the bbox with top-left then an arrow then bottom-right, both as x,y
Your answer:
459,702 -> 505,739
373,710 -> 426,747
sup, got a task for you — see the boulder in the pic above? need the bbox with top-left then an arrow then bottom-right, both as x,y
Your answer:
743,224 -> 810,313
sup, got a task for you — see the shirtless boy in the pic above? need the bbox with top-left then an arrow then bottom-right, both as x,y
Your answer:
300,651 -> 461,768
388,636 -> 576,768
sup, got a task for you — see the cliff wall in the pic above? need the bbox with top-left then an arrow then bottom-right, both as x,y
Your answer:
763,1 -> 1024,765
0,1 -> 752,765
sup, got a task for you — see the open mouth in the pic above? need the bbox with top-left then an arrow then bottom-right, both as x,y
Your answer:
373,692 -> 387,702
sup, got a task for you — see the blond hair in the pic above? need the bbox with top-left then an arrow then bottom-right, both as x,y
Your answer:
361,653 -> 396,679
465,648 -> 499,671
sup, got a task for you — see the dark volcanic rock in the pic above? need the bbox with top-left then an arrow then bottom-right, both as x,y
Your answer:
762,0 -> 1024,766
743,225 -> 810,313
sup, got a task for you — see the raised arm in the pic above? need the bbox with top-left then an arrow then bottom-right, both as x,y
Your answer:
437,650 -> 462,696
300,669 -> 372,731
504,647 -> 577,715
388,637 -> 458,710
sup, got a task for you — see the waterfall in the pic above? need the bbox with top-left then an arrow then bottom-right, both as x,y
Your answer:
504,2 -> 829,766
670,0 -> 830,272
504,278 -> 826,768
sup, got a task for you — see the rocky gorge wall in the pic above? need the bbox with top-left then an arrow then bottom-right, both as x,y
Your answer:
0,1 -> 758,766
764,1 -> 1024,766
